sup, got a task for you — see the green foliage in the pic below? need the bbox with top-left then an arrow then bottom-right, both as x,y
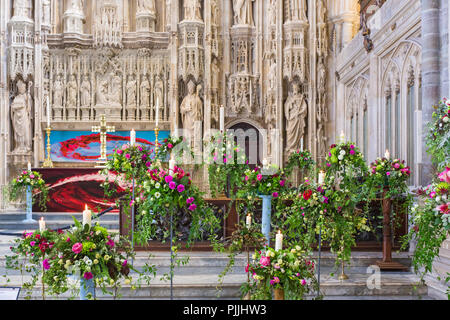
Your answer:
426,100 -> 450,170
9,170 -> 49,211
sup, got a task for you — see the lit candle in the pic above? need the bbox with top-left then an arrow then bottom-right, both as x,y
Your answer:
318,170 -> 326,185
27,162 -> 31,171
275,230 -> 283,251
385,149 -> 390,159
219,106 -> 225,132
169,158 -> 176,175
46,96 -> 50,128
82,204 -> 92,227
39,217 -> 46,232
300,138 -> 304,152
155,98 -> 160,127
130,129 -> 136,146
340,131 -> 345,143
246,213 -> 252,228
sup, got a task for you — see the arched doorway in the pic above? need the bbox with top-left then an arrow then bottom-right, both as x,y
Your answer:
228,122 -> 263,169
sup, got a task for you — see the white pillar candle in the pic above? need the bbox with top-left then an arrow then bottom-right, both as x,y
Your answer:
275,230 -> 283,251
82,204 -> 92,227
246,213 -> 252,228
385,149 -> 390,160
169,158 -> 176,175
300,138 -> 304,152
340,131 -> 345,143
219,106 -> 225,132
155,98 -> 160,127
39,217 -> 46,232
130,129 -> 136,146
27,162 -> 31,171
46,96 -> 50,128
318,171 -> 326,185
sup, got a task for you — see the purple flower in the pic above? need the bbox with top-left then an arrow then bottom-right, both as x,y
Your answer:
349,149 -> 355,155
326,163 -> 331,167
123,260 -> 128,267
141,154 -> 147,160
177,184 -> 185,193
280,180 -> 285,187
117,149 -> 123,155
350,145 -> 355,149
257,174 -> 263,181
138,146 -> 143,152
186,197 -> 195,204
169,181 -> 177,190
125,154 -> 131,159
106,239 -> 115,248
43,259 -> 50,270
30,174 -> 35,179
272,192 -> 279,198
323,196 -> 329,204
146,161 -> 151,167
165,175 -> 173,183
301,279 -> 306,286
30,241 -> 36,247
386,172 -> 391,176
188,204 -> 197,211
83,272 -> 93,280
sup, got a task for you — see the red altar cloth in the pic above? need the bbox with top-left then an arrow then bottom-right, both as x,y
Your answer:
32,168 -> 126,213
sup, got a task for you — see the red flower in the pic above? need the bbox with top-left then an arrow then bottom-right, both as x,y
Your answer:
303,189 -> 313,201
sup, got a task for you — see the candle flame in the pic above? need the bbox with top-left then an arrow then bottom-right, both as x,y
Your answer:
278,230 -> 282,234
85,204 -> 88,211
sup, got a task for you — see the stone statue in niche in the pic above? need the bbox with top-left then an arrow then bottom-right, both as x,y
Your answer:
211,58 -> 220,91
137,0 -> 156,14
284,82 -> 307,153
233,0 -> 254,26
180,80 -> 203,136
140,75 -> 151,108
268,56 -> 277,91
66,74 -> 78,108
110,73 -> 122,105
289,0 -> 307,21
80,75 -> 91,108
126,75 -> 137,107
42,0 -> 51,25
166,0 -> 171,26
11,79 -> 32,153
154,74 -> 164,119
96,76 -> 108,105
211,0 -> 219,25
13,0 -> 32,19
70,0 -> 84,12
53,74 -> 63,110
184,0 -> 202,21
268,0 -> 276,26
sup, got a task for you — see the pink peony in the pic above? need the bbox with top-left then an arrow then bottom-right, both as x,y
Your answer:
438,167 -> 450,183
125,154 -> 131,159
349,150 -> 355,155
188,204 -> 197,211
43,259 -> 50,270
394,163 -> 400,169
72,243 -> 83,254
272,192 -> 279,198
30,241 -> 36,247
117,149 -> 123,155
437,203 -> 449,215
177,184 -> 185,193
259,256 -> 270,267
165,175 -> 173,183
83,272 -> 93,280
186,197 -> 195,204
169,181 -> 177,190
257,174 -> 263,181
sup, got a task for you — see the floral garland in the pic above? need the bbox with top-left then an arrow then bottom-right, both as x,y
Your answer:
205,131 -> 248,198
240,166 -> 288,199
156,136 -> 190,162
404,167 -> 450,282
244,247 -> 320,300
9,170 -> 49,211
426,99 -> 450,169
284,150 -> 315,177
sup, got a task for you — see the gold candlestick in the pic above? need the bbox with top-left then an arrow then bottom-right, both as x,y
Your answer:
43,127 -> 53,168
154,126 -> 162,167
338,260 -> 349,280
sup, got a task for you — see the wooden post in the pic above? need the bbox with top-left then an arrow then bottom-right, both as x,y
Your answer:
376,188 -> 407,270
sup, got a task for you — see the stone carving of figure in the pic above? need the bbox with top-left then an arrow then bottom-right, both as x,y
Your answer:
11,79 -> 32,153
13,0 -> 32,19
180,81 -> 203,132
70,0 -> 83,11
80,75 -> 91,108
53,75 -> 63,107
66,74 -> 78,108
284,82 -> 307,153
42,0 -> 51,25
290,0 -> 307,21
165,0 -> 171,26
140,75 -> 151,107
211,58 -> 220,91
110,73 -> 122,105
211,0 -> 218,25
126,75 -> 137,107
184,0 -> 202,21
154,75 -> 164,113
268,57 -> 277,91
268,0 -> 276,26
137,0 -> 156,14
96,77 -> 108,105
233,0 -> 254,25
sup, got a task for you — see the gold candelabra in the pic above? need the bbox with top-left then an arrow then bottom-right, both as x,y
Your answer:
154,126 -> 162,167
43,127 -> 54,168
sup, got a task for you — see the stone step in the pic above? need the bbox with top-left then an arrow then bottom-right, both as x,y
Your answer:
0,220 -> 119,231
0,272 -> 429,300
0,212 -> 119,222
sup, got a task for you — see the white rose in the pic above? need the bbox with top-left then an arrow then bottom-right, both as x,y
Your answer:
435,196 -> 441,203
155,182 -> 161,189
338,155 -> 344,161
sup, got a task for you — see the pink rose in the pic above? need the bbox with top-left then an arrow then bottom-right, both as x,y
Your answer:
259,256 -> 270,267
117,149 -> 123,155
168,143 -> 173,149
438,167 -> 450,183
257,174 -> 263,181
83,272 -> 93,280
72,243 -> 83,254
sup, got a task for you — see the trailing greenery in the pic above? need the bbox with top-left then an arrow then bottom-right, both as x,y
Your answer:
426,99 -> 450,170
9,170 -> 49,211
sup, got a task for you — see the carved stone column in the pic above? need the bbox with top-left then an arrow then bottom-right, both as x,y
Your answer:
63,0 -> 85,34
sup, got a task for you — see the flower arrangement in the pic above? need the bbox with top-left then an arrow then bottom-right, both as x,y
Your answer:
404,166 -> 450,280
9,170 -> 49,211
135,164 -> 221,246
205,130 -> 248,198
426,99 -> 450,169
156,136 -> 187,162
244,247 -> 320,300
284,150 -> 316,177
40,218 -> 137,298
105,144 -> 154,180
326,142 -> 367,178
240,166 -> 288,199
